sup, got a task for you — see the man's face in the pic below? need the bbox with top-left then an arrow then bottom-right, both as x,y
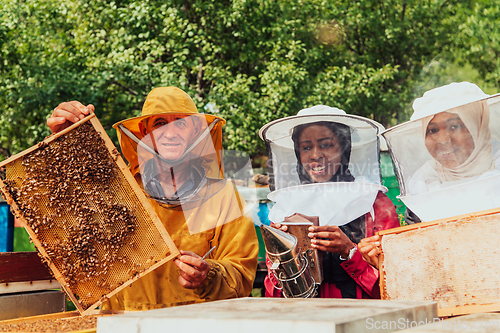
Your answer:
425,112 -> 475,168
143,115 -> 199,161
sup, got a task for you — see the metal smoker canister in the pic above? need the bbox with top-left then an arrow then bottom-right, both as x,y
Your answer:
260,224 -> 316,298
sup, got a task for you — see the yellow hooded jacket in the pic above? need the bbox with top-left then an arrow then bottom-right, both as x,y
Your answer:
104,87 -> 258,310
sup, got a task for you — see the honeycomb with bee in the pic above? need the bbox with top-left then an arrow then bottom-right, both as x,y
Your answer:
0,115 -> 178,315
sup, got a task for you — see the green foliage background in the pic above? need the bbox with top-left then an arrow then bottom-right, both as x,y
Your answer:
1,0 -> 499,161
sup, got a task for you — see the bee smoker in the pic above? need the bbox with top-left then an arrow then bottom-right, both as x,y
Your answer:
260,224 -> 318,298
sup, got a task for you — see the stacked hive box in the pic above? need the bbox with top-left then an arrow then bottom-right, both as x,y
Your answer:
0,311 -> 98,333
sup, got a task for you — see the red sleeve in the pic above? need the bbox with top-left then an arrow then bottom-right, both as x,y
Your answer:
365,191 -> 400,237
263,254 -> 283,297
340,249 -> 380,298
340,191 -> 399,299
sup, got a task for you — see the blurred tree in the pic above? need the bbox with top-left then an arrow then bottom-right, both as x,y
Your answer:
0,0 -> 468,160
451,0 -> 500,90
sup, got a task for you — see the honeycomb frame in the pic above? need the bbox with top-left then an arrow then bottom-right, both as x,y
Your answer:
379,207 -> 500,317
0,114 -> 179,315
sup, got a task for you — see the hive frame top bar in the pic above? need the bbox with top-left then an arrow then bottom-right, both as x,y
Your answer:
0,113 -> 97,168
0,113 -> 179,315
377,206 -> 500,237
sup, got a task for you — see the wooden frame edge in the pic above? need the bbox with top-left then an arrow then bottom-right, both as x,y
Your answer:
0,311 -> 80,325
378,206 -> 500,237
378,252 -> 388,300
0,115 -> 95,169
81,253 -> 177,315
438,302 -> 500,317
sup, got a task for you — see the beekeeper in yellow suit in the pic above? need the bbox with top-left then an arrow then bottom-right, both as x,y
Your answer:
47,87 -> 258,310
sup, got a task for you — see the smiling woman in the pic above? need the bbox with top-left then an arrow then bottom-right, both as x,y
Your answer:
259,105 -> 400,300
401,83 -> 498,194
293,122 -> 351,184
424,112 -> 475,169
420,99 -> 496,184
382,82 -> 500,222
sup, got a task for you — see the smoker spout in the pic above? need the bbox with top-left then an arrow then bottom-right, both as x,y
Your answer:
260,224 -> 297,255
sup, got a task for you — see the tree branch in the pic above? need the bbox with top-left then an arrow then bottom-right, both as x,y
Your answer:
0,147 -> 11,160
110,79 -> 139,96
196,57 -> 205,98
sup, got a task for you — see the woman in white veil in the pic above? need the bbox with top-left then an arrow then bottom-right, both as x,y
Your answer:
402,83 -> 500,223
260,105 -> 400,299
408,85 -> 497,196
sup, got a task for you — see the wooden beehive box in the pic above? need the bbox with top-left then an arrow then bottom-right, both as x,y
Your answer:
379,207 -> 500,317
0,311 -> 100,333
0,113 -> 179,315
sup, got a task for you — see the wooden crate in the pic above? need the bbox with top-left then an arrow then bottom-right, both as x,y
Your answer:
0,252 -> 64,320
0,310 -> 106,333
0,252 -> 52,282
379,207 -> 500,317
0,114 -> 179,315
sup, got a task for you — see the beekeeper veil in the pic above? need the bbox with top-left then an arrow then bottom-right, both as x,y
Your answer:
259,105 -> 387,227
382,82 -> 500,221
113,87 -> 256,233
